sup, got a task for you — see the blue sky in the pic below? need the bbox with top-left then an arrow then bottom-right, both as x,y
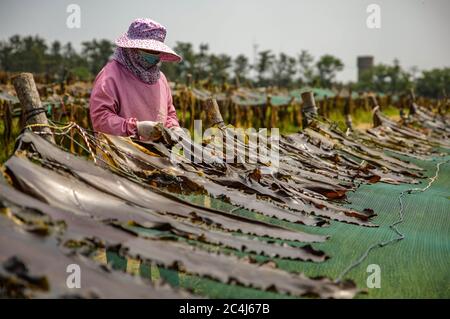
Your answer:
0,0 -> 449,82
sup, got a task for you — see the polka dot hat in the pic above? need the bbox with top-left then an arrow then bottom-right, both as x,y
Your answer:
115,18 -> 182,62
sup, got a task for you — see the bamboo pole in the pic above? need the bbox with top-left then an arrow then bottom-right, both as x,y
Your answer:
12,72 -> 55,143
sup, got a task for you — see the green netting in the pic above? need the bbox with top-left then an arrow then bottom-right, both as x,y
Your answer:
290,88 -> 336,101
231,92 -> 295,106
280,155 -> 450,298
105,154 -> 450,298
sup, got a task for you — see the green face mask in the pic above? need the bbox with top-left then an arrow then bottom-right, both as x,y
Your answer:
139,50 -> 160,65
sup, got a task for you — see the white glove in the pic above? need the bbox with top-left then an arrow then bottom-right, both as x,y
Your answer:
136,121 -> 164,141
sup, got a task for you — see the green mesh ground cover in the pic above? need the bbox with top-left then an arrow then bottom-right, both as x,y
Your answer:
106,153 -> 450,298
290,88 -> 336,101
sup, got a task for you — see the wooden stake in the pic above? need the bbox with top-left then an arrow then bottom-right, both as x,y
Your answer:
344,90 -> 353,131
300,91 -> 318,128
205,98 -> 225,128
12,73 -> 55,143
368,94 -> 383,127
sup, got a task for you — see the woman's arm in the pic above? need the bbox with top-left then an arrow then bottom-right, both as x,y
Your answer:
89,72 -> 138,136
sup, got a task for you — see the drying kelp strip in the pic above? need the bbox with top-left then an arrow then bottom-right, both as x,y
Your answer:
108,127 -> 364,218
300,127 -> 419,184
408,104 -> 450,138
1,168 -> 326,263
322,124 -> 423,172
0,184 -> 356,298
103,133 -> 376,226
0,216 -> 190,299
279,137 -> 372,184
373,108 -> 450,148
287,125 -> 418,182
210,169 -> 375,226
20,132 -> 327,241
102,134 -> 328,226
5,154 -> 325,246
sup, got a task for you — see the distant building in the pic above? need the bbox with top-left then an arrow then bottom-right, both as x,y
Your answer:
357,56 -> 374,82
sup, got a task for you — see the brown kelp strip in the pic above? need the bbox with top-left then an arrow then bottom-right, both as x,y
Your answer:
0,182 -> 357,298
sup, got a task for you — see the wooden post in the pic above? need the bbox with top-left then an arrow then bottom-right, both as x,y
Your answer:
12,73 -> 55,143
186,73 -> 192,88
409,88 -> 416,102
442,89 -> 449,115
189,90 -> 196,132
408,88 -> 418,115
368,94 -> 382,127
368,94 -> 378,109
205,98 -> 225,128
267,95 -> 278,128
300,91 -> 318,129
344,90 -> 353,131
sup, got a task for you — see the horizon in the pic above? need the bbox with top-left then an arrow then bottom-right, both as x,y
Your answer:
0,0 -> 449,82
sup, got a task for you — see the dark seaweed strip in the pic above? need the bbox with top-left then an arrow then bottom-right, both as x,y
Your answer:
0,216 -> 190,299
20,132 -> 326,240
0,184 -> 357,298
0,173 -> 326,263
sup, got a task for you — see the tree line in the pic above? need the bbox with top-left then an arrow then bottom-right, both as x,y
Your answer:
0,35 -> 448,98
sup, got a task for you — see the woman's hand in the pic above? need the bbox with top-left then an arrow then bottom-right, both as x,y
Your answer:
136,121 -> 164,141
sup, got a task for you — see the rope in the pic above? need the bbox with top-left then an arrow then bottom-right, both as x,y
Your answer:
335,158 -> 449,283
71,122 -> 97,164
23,121 -> 97,164
24,122 -> 74,131
24,107 -> 47,122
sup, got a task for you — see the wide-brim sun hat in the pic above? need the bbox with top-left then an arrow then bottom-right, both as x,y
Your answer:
115,18 -> 182,63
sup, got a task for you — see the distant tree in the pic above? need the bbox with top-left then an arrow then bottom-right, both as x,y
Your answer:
46,41 -> 63,76
209,54 -> 232,84
271,53 -> 297,88
171,41 -> 197,83
356,59 -> 411,94
315,54 -> 344,88
256,50 -> 274,86
0,35 -> 48,73
62,42 -> 91,81
81,39 -> 114,74
416,68 -> 450,98
1,35 -> 449,96
233,54 -> 250,84
298,50 -> 314,85
195,43 -> 210,81
0,40 -> 13,71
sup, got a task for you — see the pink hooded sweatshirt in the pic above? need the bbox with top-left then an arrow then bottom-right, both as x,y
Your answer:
89,60 -> 179,136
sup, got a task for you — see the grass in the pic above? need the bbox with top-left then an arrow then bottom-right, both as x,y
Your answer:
327,105 -> 400,131
0,117 -> 21,164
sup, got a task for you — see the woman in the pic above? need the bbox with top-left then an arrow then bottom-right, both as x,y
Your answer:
89,18 -> 183,141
